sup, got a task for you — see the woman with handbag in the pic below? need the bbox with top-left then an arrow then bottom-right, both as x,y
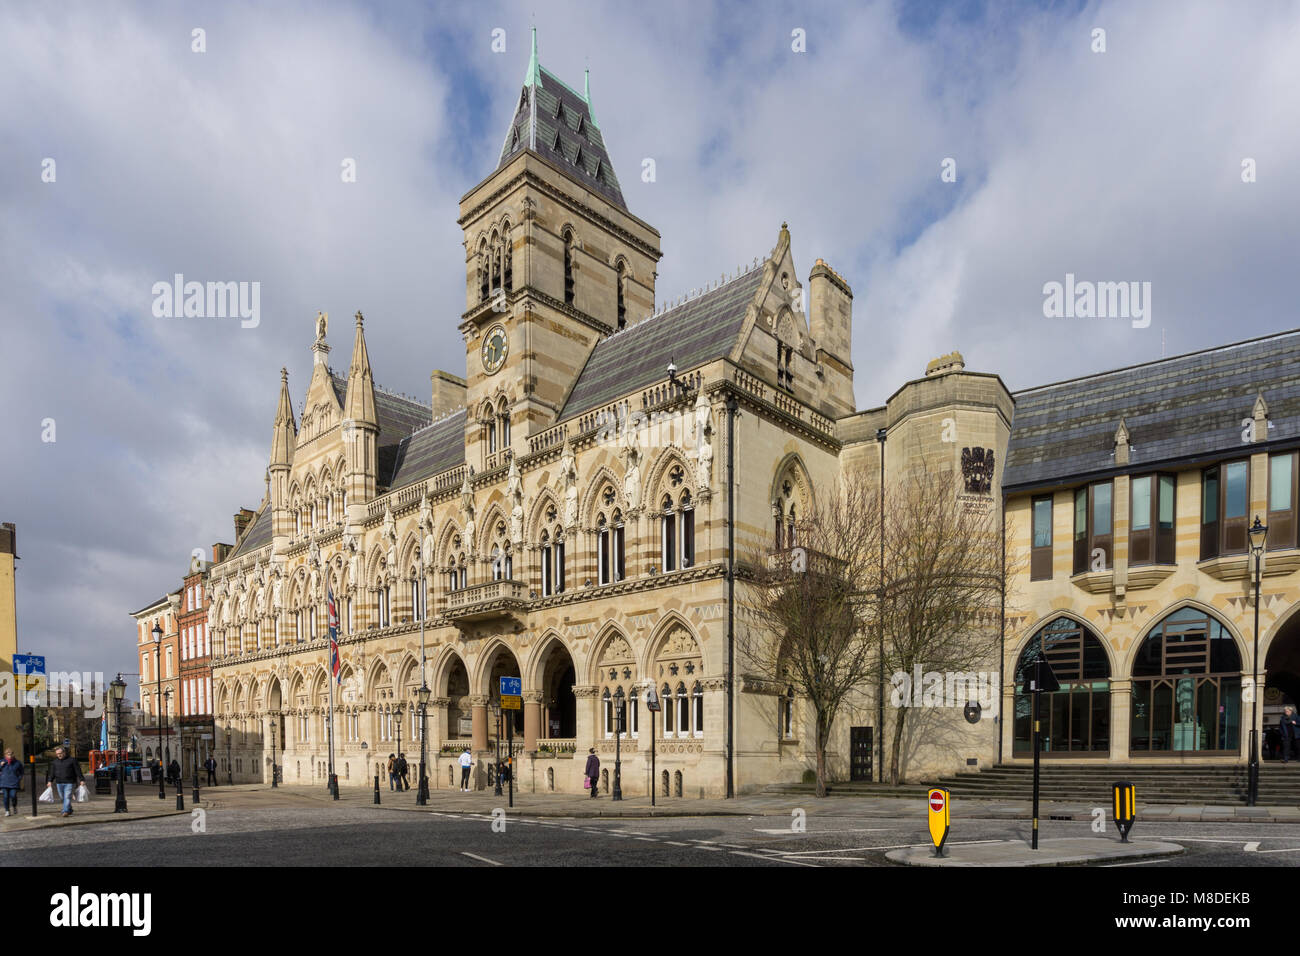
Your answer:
1,748 -> 22,817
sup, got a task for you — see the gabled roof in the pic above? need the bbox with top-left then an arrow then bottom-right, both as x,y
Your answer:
496,40 -> 625,209
129,594 -> 176,618
1003,328 -> 1300,490
559,265 -> 766,420
329,373 -> 432,453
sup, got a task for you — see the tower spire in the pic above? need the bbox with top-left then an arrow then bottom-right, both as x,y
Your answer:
524,26 -> 541,88
584,67 -> 599,130
270,366 -> 296,466
344,311 -> 377,426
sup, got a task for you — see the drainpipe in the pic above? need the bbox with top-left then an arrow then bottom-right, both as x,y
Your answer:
725,391 -> 738,799
876,426 -> 886,783
999,493 -> 1006,766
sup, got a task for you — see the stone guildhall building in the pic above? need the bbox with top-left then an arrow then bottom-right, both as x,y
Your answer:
194,39 -> 1300,794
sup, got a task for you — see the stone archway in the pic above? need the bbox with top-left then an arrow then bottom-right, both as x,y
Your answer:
1264,609 -> 1300,759
538,640 -> 578,741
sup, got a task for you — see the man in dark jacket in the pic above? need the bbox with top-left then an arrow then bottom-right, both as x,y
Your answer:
1,748 -> 23,816
45,747 -> 85,817
168,759 -> 181,785
397,753 -> 410,791
204,755 -> 217,786
584,748 -> 600,798
1280,706 -> 1300,763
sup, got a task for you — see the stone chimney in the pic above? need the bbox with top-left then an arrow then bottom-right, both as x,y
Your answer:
431,369 -> 468,419
925,351 -> 966,377
233,508 -> 256,541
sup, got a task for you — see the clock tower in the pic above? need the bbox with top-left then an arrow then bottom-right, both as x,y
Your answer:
457,29 -> 661,472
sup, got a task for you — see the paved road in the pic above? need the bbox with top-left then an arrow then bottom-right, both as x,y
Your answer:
7,803 -> 1300,867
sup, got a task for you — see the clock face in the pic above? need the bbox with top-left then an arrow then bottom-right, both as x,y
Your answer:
481,325 -> 508,374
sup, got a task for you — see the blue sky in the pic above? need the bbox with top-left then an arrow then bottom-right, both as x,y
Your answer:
1,0 -> 1298,684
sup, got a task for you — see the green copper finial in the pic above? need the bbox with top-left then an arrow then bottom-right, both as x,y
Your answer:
524,27 -> 541,88
584,67 -> 599,129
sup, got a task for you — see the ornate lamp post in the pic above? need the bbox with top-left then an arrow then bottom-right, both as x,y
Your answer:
394,702 -> 404,789
612,690 -> 624,801
417,683 -> 430,805
152,623 -> 164,800
226,729 -> 232,786
111,674 -> 127,813
270,716 -> 278,788
1248,515 -> 1268,807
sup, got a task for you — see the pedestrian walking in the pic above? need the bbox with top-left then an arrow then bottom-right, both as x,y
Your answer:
458,747 -> 473,791
45,746 -> 86,818
204,755 -> 218,786
1280,706 -> 1300,763
397,753 -> 410,791
1,748 -> 23,817
168,759 -> 181,785
387,753 -> 397,791
584,748 -> 600,799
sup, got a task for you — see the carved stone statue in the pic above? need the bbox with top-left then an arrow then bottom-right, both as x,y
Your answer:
460,469 -> 474,517
558,439 -> 576,490
623,450 -> 641,510
419,493 -> 433,533
694,392 -> 711,444
272,573 -> 284,612
564,483 -> 579,528
315,310 -> 328,342
382,506 -> 396,545
698,431 -> 713,488
506,457 -> 523,501
510,503 -> 524,547
348,541 -> 362,592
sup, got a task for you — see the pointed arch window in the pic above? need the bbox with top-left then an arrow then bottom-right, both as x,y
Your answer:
498,399 -> 511,448
503,231 -> 513,293
563,229 -> 575,307
661,495 -> 677,572
490,233 -> 502,295
676,682 -> 690,735
1013,617 -> 1111,755
681,491 -> 695,568
479,241 -> 490,303
616,260 -> 627,330
602,688 -> 613,738
691,681 -> 704,736
661,683 -> 674,738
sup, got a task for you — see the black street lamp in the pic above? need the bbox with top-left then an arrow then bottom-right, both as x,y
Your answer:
394,703 -> 404,790
612,690 -> 624,801
226,729 -> 232,786
111,674 -> 127,813
491,700 -> 502,796
417,683 -> 430,805
152,623 -> 164,800
1248,515 -> 1268,807
270,715 -> 278,788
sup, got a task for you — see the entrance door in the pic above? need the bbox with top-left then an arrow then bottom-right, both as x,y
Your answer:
850,726 -> 873,781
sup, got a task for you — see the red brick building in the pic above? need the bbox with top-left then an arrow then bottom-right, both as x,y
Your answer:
178,546 -> 229,776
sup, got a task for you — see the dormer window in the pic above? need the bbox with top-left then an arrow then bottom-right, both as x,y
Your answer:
555,98 -> 564,121
551,129 -> 562,153
576,115 -> 586,138
594,160 -> 604,183
574,145 -> 584,169
510,126 -> 519,151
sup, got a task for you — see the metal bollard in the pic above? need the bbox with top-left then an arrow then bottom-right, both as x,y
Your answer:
374,775 -> 381,805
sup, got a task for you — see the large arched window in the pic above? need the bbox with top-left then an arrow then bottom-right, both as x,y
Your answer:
1130,607 -> 1242,753
1013,617 -> 1111,755
616,260 -> 627,330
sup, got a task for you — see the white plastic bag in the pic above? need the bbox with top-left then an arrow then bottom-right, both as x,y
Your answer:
38,783 -> 54,803
75,783 -> 90,803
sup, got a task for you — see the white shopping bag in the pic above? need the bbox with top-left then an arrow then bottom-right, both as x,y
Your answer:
75,783 -> 90,802
38,783 -> 54,803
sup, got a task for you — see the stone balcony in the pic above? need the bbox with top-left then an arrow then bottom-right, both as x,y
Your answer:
444,579 -> 531,622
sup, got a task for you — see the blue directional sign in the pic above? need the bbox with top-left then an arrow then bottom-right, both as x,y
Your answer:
12,654 -> 45,676
499,676 -> 521,697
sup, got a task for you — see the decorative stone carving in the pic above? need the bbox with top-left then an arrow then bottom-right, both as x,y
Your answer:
563,483 -> 579,528
510,502 -> 524,547
599,636 -> 635,663
623,449 -> 641,510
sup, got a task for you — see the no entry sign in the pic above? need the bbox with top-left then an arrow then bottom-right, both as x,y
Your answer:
927,787 -> 951,857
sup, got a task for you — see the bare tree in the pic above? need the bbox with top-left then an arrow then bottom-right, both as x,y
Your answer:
878,464 -> 1016,785
741,476 -> 881,798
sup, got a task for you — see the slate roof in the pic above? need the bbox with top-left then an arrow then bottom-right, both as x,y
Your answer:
388,409 -> 468,490
498,66 -> 625,209
559,265 -> 765,421
228,504 -> 272,560
129,594 -> 175,617
1004,328 -> 1300,491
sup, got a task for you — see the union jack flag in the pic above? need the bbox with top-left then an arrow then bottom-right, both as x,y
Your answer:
328,583 -> 342,684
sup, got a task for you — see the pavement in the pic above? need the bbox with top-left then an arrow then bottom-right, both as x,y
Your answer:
887,837 -> 1185,867
4,779 -> 1299,832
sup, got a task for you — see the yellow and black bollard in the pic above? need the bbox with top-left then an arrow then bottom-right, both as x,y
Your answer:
1112,781 -> 1136,843
927,787 -> 951,858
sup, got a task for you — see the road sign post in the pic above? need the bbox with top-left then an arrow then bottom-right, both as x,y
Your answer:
646,685 -> 660,807
927,787 -> 950,857
1026,657 -> 1059,850
1112,781 -> 1136,843
499,677 -> 521,808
